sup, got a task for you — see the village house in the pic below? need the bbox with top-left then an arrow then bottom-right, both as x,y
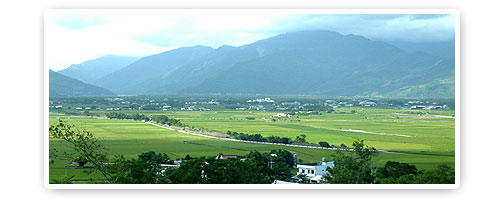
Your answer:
296,158 -> 335,183
215,153 -> 238,160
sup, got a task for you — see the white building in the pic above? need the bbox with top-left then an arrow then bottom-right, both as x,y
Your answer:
296,159 -> 334,183
273,113 -> 291,118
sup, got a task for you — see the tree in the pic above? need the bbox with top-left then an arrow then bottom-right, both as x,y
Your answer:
414,164 -> 455,184
49,119 -> 114,183
138,151 -> 172,164
108,157 -> 166,184
319,141 -> 330,148
323,140 -> 378,184
377,163 -> 455,184
294,134 -> 307,143
375,161 -> 418,183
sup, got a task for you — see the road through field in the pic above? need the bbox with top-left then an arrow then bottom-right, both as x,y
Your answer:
145,121 -> 393,153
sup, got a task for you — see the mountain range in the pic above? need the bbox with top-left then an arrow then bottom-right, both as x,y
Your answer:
58,55 -> 139,83
49,70 -> 115,97
49,30 -> 455,98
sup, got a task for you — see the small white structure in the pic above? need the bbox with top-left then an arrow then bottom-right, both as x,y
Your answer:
160,164 -> 180,168
272,113 -> 291,118
272,180 -> 299,184
296,158 -> 334,183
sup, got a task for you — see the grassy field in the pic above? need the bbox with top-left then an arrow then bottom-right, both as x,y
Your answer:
49,108 -> 455,183
169,108 -> 455,152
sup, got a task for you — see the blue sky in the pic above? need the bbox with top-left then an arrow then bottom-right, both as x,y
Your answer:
45,10 -> 455,70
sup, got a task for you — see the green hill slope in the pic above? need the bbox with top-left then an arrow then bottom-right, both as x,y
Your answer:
49,70 -> 115,97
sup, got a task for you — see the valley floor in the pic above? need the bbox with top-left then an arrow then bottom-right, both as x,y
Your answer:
48,108 -> 455,183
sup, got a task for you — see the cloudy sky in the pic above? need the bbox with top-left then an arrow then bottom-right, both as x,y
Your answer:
45,10 -> 455,71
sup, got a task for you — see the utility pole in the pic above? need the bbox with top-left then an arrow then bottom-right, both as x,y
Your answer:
269,154 -> 277,168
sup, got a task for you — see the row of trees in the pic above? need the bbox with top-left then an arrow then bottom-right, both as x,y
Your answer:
150,115 -> 183,126
104,113 -> 184,127
226,131 -> 298,144
105,112 -> 149,121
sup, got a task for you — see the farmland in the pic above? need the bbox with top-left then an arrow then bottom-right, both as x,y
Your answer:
49,105 -> 455,183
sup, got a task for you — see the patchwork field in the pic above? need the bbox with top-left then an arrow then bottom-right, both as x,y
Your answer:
48,107 -> 455,183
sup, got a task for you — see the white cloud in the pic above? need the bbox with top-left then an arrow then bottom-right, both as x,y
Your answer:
45,18 -> 171,70
45,10 -> 455,71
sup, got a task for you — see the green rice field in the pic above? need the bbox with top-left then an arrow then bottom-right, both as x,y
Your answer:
48,107 -> 455,183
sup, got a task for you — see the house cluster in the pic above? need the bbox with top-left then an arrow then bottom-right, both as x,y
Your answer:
181,106 -> 211,111
249,105 -> 266,110
185,100 -> 220,105
104,97 -> 130,104
323,100 -> 337,107
76,106 -> 105,110
247,97 -> 275,103
359,101 -> 377,107
105,107 -> 131,111
411,105 -> 448,110
337,102 -> 354,107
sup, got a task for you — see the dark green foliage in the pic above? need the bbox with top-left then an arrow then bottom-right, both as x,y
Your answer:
105,112 -> 150,121
166,150 -> 295,184
379,164 -> 455,184
73,156 -> 88,167
416,164 -> 455,184
375,161 -> 418,183
268,149 -> 295,181
227,131 -> 295,144
165,156 -> 274,184
324,140 -> 378,184
109,157 -> 167,184
319,141 -> 330,148
294,134 -> 307,143
150,115 -> 182,126
138,151 -> 173,164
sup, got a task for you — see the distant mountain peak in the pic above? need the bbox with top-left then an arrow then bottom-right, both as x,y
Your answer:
58,55 -> 140,83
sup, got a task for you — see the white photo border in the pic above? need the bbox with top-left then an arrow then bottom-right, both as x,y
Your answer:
44,8 -> 460,189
